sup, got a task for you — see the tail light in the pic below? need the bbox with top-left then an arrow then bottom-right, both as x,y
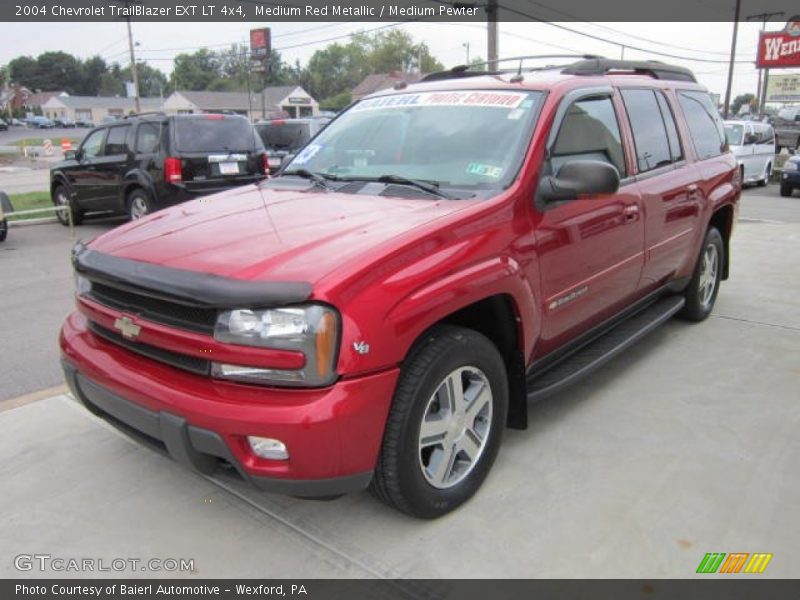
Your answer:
261,153 -> 270,175
165,157 -> 182,184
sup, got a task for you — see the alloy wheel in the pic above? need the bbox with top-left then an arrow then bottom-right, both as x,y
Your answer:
418,366 -> 493,489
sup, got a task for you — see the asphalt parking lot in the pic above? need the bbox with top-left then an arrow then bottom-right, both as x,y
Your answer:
0,186 -> 798,578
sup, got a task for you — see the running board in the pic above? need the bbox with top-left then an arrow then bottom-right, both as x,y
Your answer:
526,295 -> 685,402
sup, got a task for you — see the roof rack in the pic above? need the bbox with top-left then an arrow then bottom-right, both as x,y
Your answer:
561,58 -> 696,82
122,111 -> 166,119
422,54 -> 603,82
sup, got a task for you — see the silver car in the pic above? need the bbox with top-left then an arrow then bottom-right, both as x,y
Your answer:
724,121 -> 776,186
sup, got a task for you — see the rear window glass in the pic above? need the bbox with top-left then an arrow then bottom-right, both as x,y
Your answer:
256,122 -> 311,151
173,117 -> 255,152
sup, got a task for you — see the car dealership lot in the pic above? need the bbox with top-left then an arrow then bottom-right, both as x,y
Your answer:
0,187 -> 798,578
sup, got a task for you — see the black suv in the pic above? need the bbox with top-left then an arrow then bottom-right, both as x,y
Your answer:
255,117 -> 331,174
50,113 -> 268,224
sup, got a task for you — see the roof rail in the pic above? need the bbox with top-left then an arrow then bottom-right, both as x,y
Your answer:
122,111 -> 166,119
422,54 -> 603,82
561,58 -> 697,82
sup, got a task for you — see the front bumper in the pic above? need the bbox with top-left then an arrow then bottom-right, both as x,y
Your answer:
780,169 -> 800,186
60,312 -> 399,496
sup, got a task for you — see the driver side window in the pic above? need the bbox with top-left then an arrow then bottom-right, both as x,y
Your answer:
551,96 -> 626,178
81,129 -> 106,159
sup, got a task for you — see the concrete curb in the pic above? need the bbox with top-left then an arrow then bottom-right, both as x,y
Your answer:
9,216 -> 58,226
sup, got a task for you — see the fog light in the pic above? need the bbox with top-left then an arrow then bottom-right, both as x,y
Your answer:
247,436 -> 289,460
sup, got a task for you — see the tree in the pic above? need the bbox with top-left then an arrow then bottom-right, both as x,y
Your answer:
171,49 -> 218,91
732,93 -> 755,116
120,62 -> 168,97
81,56 -> 108,95
302,30 -> 444,105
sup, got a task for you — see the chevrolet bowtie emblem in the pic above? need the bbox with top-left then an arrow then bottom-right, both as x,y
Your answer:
114,316 -> 141,340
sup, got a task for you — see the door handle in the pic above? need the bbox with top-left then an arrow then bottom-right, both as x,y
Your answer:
623,204 -> 639,222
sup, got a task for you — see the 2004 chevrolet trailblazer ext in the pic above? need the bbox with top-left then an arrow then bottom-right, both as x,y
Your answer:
60,57 -> 740,518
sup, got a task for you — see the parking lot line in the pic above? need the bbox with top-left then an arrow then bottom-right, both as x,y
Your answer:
0,384 -> 66,413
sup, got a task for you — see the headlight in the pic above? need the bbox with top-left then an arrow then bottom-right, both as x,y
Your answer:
213,304 -> 339,387
75,274 -> 91,296
784,161 -> 799,172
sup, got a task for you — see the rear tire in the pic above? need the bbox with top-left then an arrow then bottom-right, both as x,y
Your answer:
127,189 -> 153,221
678,227 -> 724,322
370,325 -> 508,519
780,183 -> 793,198
52,185 -> 83,226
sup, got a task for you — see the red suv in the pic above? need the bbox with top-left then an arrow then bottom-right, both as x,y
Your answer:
60,57 -> 740,518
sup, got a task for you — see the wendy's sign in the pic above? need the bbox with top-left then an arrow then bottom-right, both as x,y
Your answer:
757,17 -> 800,68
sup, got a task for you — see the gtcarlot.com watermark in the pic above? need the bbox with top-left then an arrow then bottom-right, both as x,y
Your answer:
14,553 -> 195,573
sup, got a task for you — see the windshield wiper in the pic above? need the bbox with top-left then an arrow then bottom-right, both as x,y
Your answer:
281,169 -> 337,191
374,174 -> 452,199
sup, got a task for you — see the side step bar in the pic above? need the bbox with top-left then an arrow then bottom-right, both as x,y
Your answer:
526,295 -> 685,402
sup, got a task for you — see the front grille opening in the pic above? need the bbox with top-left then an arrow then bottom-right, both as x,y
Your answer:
89,322 -> 211,376
89,282 -> 217,334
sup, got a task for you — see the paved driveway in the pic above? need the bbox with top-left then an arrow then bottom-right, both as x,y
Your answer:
1,187 -> 798,578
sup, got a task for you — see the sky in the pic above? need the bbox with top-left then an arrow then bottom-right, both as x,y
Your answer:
1,20 -> 799,101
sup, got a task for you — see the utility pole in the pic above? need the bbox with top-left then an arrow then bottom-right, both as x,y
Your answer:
747,11 -> 784,115
487,0 -> 498,71
722,0 -> 742,119
463,42 -> 470,65
124,1 -> 141,113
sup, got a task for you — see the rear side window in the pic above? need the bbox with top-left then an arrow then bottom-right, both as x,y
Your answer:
755,125 -> 775,145
677,91 -> 726,160
173,117 -> 255,152
552,96 -> 626,177
136,122 -> 161,153
104,125 -> 130,155
621,89 -> 673,172
256,122 -> 311,151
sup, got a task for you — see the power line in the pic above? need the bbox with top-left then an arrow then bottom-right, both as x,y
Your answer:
520,0 -> 754,56
499,3 -> 754,64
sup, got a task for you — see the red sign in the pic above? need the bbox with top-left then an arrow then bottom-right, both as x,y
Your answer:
249,28 -> 271,60
757,17 -> 800,68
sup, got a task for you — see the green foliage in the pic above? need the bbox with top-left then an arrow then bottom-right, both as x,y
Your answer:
4,30 -> 445,108
320,90 -> 353,112
302,30 -> 443,103
732,93 -> 756,116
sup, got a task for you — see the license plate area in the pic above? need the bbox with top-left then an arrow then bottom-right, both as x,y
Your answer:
218,162 -> 240,175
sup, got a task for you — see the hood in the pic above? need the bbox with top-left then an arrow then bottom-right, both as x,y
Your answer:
87,184 -> 475,285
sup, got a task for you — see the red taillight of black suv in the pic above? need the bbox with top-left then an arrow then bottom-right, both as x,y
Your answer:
164,157 -> 182,184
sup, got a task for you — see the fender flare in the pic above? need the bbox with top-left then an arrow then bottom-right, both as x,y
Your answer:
384,255 -> 539,366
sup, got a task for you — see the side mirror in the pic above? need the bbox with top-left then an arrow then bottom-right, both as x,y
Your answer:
538,160 -> 620,204
64,149 -> 76,160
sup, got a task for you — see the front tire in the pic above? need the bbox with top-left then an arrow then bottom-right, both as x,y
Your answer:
678,227 -> 724,322
370,325 -> 508,518
757,163 -> 771,187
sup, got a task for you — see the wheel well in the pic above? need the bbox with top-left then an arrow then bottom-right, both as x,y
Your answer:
435,294 -> 528,430
709,205 -> 733,280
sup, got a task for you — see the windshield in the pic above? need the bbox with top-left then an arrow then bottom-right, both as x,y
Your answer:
724,124 -> 744,146
174,117 -> 255,152
283,90 -> 542,191
257,122 -> 311,152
